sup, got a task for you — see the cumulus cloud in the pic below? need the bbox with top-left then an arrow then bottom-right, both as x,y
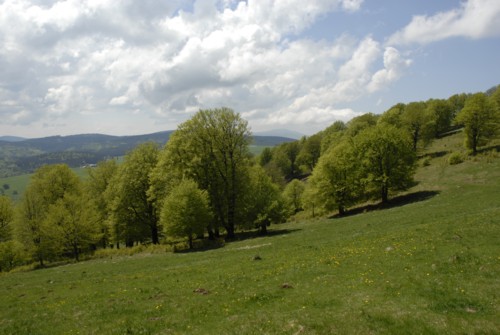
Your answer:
0,0 -> 414,136
388,0 -> 500,45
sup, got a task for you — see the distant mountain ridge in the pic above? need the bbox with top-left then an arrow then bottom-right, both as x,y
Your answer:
0,136 -> 27,142
0,131 -> 295,177
254,129 -> 305,139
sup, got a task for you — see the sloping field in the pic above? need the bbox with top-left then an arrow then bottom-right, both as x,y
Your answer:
0,135 -> 499,334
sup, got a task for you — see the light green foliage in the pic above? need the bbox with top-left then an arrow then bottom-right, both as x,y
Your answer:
448,93 -> 468,118
44,193 -> 100,261
307,141 -> 361,215
321,120 -> 347,153
258,147 -> 273,166
15,164 -> 82,266
448,152 -> 465,165
377,103 -> 405,128
272,141 -> 302,179
0,240 -> 25,272
243,165 -> 286,234
150,108 -> 251,239
0,196 -> 14,242
426,99 -> 454,136
283,179 -> 305,215
401,101 -> 436,151
455,93 -> 499,155
346,113 -> 379,137
108,143 -> 160,246
355,124 -> 416,203
85,159 -> 118,248
161,179 -> 211,249
297,134 -> 322,171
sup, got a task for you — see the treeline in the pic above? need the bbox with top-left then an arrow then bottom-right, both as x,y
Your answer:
0,87 -> 499,271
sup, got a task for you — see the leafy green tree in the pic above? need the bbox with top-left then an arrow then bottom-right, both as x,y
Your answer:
0,196 -> 14,242
378,103 -> 405,128
244,165 -> 286,234
44,193 -> 100,261
283,179 -> 305,214
448,93 -> 468,119
297,134 -> 322,172
273,141 -> 302,179
346,113 -> 379,137
455,93 -> 500,155
426,99 -> 454,136
85,159 -> 118,248
307,141 -> 361,215
259,147 -> 273,166
15,164 -> 81,266
0,240 -> 26,272
401,101 -> 435,151
150,108 -> 251,239
321,120 -> 346,154
355,124 -> 416,204
108,143 -> 160,246
161,179 -> 211,249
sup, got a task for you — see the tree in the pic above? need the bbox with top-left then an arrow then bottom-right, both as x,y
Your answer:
259,147 -> 273,166
346,113 -> 379,137
150,108 -> 251,239
244,165 -> 286,235
283,179 -> 305,214
273,141 -> 302,179
378,103 -> 405,128
426,99 -> 454,136
44,193 -> 100,261
355,124 -> 416,204
108,143 -> 160,246
85,159 -> 118,248
307,141 -> 361,215
401,101 -> 435,151
0,196 -> 14,242
455,93 -> 500,155
321,120 -> 346,154
15,164 -> 81,266
297,134 -> 322,172
161,179 -> 211,249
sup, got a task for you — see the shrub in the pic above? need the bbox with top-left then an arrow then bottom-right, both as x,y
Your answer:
448,152 -> 465,165
421,157 -> 432,167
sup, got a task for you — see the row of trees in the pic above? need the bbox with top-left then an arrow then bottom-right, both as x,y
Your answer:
1,86 -> 498,270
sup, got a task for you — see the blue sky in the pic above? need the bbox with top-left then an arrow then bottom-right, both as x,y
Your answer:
1,0 -> 499,138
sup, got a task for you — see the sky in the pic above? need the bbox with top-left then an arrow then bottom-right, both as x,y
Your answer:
1,0 -> 500,138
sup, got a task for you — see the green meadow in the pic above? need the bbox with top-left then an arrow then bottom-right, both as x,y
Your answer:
0,134 -> 499,334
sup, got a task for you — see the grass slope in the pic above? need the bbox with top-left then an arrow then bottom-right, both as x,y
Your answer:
0,134 -> 499,334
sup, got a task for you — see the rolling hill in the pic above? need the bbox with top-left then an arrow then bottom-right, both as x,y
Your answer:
0,131 -> 295,177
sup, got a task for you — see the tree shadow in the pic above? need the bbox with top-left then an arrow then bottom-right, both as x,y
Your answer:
174,228 -> 302,253
477,144 -> 500,154
330,190 -> 441,219
418,150 -> 449,159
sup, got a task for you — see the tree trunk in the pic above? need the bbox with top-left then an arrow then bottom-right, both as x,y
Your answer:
259,223 -> 268,235
381,185 -> 389,204
151,223 -> 159,244
338,205 -> 345,216
188,235 -> 193,249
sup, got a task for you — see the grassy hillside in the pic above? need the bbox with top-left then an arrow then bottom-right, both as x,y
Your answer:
0,133 -> 499,334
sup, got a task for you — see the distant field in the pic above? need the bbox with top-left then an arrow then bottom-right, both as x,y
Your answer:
0,167 -> 89,202
0,133 -> 499,334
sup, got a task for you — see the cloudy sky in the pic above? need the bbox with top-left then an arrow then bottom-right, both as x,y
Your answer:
1,0 -> 500,138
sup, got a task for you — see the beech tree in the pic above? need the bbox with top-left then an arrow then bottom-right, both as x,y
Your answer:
161,179 -> 211,249
401,102 -> 435,151
108,143 -> 160,246
15,165 -> 81,266
455,93 -> 499,155
283,179 -> 305,214
0,196 -> 13,242
355,125 -> 416,204
307,141 -> 361,215
150,108 -> 251,239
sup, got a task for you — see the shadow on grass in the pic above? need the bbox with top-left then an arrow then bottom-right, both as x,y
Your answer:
330,190 -> 441,219
477,144 -> 500,154
175,228 -> 302,254
418,150 -> 449,159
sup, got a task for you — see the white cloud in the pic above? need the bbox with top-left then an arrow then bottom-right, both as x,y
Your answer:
388,0 -> 500,45
0,0 -> 410,137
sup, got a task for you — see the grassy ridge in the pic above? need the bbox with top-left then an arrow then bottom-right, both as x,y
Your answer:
0,135 -> 499,334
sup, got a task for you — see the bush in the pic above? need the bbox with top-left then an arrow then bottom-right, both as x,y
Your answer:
0,241 -> 27,272
421,157 -> 432,167
448,152 -> 465,165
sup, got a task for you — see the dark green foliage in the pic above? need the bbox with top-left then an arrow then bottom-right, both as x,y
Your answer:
0,196 -> 14,242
